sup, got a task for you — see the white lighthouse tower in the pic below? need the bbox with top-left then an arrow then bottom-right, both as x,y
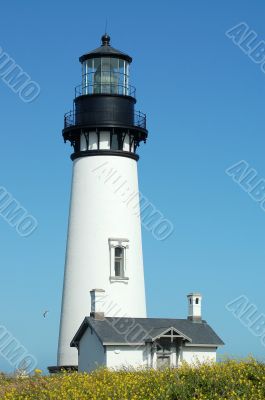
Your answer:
56,35 -> 148,368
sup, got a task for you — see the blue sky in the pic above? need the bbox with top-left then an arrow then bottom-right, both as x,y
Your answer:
0,0 -> 265,372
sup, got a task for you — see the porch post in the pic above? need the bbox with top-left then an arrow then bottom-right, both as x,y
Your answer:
178,340 -> 183,366
146,342 -> 152,367
152,343 -> 157,369
171,342 -> 177,367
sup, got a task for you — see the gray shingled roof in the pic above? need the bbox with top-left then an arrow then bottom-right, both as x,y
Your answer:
71,317 -> 224,347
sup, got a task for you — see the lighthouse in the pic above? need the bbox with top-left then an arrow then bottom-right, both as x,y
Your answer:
57,35 -> 148,368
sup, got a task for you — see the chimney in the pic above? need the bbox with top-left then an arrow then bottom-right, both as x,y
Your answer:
187,292 -> 202,322
90,289 -> 105,320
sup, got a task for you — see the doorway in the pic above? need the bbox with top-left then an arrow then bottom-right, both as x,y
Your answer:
157,355 -> 171,369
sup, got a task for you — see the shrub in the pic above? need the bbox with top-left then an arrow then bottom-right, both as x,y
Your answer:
0,358 -> 265,399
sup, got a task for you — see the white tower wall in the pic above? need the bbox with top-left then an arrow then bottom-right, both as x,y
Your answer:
57,155 -> 147,366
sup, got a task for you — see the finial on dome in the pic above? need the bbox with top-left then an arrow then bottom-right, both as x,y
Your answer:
101,34 -> 110,46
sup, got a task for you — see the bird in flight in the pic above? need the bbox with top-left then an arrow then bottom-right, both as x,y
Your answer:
43,310 -> 49,318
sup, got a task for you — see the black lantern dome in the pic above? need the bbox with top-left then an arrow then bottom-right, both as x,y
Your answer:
63,35 -> 148,161
79,34 -> 132,63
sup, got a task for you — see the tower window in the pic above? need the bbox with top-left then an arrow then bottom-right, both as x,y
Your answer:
196,298 -> 199,304
109,238 -> 129,281
111,134 -> 119,150
114,247 -> 124,277
111,133 -> 123,150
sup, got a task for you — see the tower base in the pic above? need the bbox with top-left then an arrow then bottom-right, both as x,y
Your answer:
47,365 -> 78,374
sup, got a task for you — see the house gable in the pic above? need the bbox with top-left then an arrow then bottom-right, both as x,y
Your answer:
78,324 -> 106,372
151,326 -> 192,343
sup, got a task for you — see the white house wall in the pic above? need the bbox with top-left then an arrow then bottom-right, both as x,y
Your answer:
106,346 -> 147,369
181,346 -> 216,364
78,327 -> 106,372
78,338 -> 218,372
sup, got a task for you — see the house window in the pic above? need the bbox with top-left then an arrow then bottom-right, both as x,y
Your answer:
114,247 -> 124,277
109,238 -> 129,281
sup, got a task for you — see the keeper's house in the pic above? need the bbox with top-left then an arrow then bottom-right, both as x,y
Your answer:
70,290 -> 224,372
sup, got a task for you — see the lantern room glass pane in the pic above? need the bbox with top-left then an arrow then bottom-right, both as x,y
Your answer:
118,59 -> 124,74
93,58 -> 100,71
125,62 -> 129,95
110,58 -> 119,71
110,58 -> 119,94
81,57 -> 130,96
118,59 -> 124,93
87,59 -> 93,72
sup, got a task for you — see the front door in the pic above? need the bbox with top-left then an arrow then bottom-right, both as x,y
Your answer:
157,355 -> 171,369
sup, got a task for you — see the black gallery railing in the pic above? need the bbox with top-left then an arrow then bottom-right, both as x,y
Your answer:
64,109 -> 146,130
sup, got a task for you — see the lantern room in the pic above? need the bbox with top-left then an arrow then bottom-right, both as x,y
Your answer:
62,34 -> 147,161
79,34 -> 133,96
